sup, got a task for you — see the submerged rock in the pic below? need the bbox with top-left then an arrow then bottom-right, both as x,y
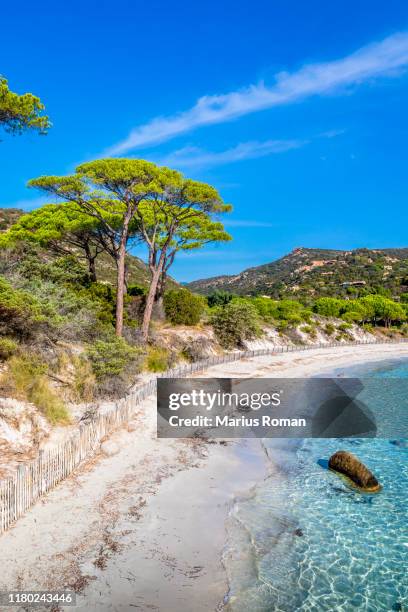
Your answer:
328,450 -> 381,492
390,439 -> 407,448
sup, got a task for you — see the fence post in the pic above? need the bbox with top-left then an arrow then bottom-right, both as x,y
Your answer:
38,450 -> 44,496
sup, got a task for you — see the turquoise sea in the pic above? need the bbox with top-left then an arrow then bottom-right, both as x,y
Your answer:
224,359 -> 408,611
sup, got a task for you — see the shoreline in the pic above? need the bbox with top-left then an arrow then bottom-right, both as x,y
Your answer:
75,438 -> 270,611
0,343 -> 407,610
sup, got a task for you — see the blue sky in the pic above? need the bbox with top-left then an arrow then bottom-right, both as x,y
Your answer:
1,0 -> 408,281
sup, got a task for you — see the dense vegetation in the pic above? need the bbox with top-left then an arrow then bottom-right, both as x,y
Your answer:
210,301 -> 261,348
164,289 -> 206,325
207,292 -> 407,348
0,246 -> 144,412
188,247 -> 408,300
313,295 -> 407,326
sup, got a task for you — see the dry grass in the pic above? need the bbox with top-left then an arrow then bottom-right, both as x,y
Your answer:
145,346 -> 169,372
1,355 -> 70,424
72,355 -> 96,402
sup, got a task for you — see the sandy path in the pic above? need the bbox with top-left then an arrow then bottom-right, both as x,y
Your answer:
0,343 -> 407,611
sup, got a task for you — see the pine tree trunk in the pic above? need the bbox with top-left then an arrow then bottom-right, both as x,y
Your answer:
115,237 -> 127,337
84,243 -> 97,282
141,264 -> 163,341
89,257 -> 97,283
152,295 -> 166,321
156,271 -> 166,301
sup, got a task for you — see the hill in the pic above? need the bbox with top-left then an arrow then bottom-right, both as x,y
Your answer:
0,208 -> 25,231
188,247 -> 408,299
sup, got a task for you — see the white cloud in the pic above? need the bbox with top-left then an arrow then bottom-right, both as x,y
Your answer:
156,139 -> 306,169
105,31 -> 408,154
318,128 -> 346,138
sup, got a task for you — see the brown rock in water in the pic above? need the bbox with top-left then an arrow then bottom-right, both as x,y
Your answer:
328,450 -> 381,492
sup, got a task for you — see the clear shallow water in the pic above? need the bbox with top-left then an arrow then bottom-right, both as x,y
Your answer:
224,359 -> 408,612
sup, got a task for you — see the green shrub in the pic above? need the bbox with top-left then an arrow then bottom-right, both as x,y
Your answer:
78,282 -> 116,326
274,300 -> 310,324
145,346 -> 169,372
22,279 -> 114,341
338,322 -> 352,331
250,297 -> 311,325
0,277 -> 72,340
164,289 -> 206,325
312,295 -> 406,328
19,254 -> 90,286
341,310 -> 363,323
127,283 -> 146,296
300,324 -> 317,339
207,290 -> 234,307
180,339 -> 211,363
86,337 -> 140,380
341,300 -> 372,323
313,297 -> 344,318
211,301 -> 261,349
0,337 -> 18,360
250,297 -> 277,321
8,259 -> 117,340
324,323 -> 335,336
0,276 -> 45,337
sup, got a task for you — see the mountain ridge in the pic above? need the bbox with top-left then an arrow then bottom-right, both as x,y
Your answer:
187,246 -> 408,299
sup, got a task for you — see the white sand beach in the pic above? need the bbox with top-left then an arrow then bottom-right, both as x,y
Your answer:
0,343 -> 407,611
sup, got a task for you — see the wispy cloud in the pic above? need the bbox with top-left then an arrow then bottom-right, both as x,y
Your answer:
156,139 -> 306,169
318,128 -> 346,138
105,31 -> 408,154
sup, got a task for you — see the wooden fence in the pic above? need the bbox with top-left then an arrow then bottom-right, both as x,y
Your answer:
1,338 -> 407,534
